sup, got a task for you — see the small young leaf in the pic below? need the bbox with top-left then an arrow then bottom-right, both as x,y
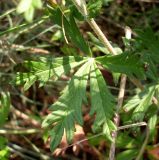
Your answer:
49,125 -> 64,151
87,0 -> 103,18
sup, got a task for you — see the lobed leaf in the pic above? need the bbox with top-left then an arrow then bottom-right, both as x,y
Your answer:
16,56 -> 86,90
42,59 -> 92,151
90,61 -> 116,141
136,27 -> 159,63
123,85 -> 156,121
96,53 -> 145,79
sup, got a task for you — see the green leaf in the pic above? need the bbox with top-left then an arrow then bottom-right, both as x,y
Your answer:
16,56 -> 86,90
148,114 -> 157,141
24,5 -> 35,22
103,119 -> 116,141
0,92 -> 10,127
49,125 -> 64,151
132,86 -> 155,121
0,146 -> 9,160
32,0 -> 42,9
88,32 -> 122,55
90,61 -> 116,141
123,85 -> 156,121
96,53 -> 145,79
87,0 -> 103,18
47,6 -> 91,55
16,0 -> 32,14
116,149 -> 138,160
116,133 -> 139,149
42,59 -> 92,151
0,137 -> 7,150
136,27 -> 159,63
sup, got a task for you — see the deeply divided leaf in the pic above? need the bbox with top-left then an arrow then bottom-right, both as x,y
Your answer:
90,62 -> 116,141
42,60 -> 92,151
123,85 -> 156,121
96,53 -> 145,79
16,56 -> 86,90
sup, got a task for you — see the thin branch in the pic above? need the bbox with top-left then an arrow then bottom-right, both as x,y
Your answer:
11,107 -> 41,127
0,128 -> 42,134
61,122 -> 147,151
109,27 -> 132,160
87,19 -> 117,55
109,74 -> 127,160
71,0 -> 117,55
135,126 -> 150,160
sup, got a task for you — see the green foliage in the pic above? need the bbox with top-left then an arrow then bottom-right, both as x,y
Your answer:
96,53 -> 145,79
16,56 -> 86,90
90,62 -> 116,140
148,114 -> 157,141
3,0 -> 159,158
116,149 -> 138,160
123,85 -> 156,121
87,0 -> 103,18
0,93 -> 10,159
42,59 -> 92,150
0,147 -> 9,160
88,32 -> 122,55
0,92 -> 10,127
47,6 -> 91,55
116,133 -> 139,149
17,0 -> 42,22
136,27 -> 159,63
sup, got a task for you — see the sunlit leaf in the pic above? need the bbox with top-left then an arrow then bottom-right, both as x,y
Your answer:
42,59 -> 92,151
16,56 -> 86,90
90,61 -> 116,141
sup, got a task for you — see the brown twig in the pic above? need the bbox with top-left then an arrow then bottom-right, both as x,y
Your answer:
11,107 -> 41,127
109,74 -> 127,160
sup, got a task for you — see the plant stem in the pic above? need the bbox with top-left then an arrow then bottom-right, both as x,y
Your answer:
109,27 -> 131,160
71,0 -> 117,55
109,74 -> 127,160
135,126 -> 150,160
87,18 -> 117,55
0,128 -> 42,134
